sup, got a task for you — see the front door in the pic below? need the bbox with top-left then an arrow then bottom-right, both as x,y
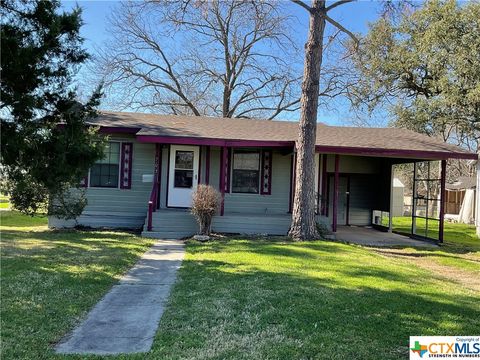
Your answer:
168,145 -> 199,208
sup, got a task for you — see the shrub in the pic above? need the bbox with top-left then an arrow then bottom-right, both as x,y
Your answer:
191,185 -> 220,235
316,217 -> 332,238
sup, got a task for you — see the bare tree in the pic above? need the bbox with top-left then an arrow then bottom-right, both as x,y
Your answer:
289,0 -> 358,240
95,0 -> 304,119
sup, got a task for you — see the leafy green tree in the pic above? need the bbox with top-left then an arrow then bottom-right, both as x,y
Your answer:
351,0 -> 480,155
1,0 -> 104,217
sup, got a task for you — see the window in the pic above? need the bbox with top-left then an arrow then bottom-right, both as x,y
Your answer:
89,142 -> 120,188
232,150 -> 260,193
174,150 -> 194,188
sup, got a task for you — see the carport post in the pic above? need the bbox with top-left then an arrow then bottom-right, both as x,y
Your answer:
476,159 -> 480,237
439,159 -> 447,243
411,162 -> 418,236
388,163 -> 394,233
332,155 -> 340,232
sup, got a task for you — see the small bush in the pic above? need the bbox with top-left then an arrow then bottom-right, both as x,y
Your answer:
316,217 -> 332,238
191,185 -> 220,235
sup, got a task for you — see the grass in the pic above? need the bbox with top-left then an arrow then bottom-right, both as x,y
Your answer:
381,217 -> 480,273
0,211 -> 154,360
147,239 -> 479,360
0,193 -> 10,209
1,211 -> 478,359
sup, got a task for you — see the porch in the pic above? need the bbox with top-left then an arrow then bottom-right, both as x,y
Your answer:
141,209 -> 437,248
142,209 -> 293,239
335,226 -> 437,248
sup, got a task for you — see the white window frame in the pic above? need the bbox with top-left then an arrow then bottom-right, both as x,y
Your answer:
88,140 -> 122,189
230,149 -> 261,195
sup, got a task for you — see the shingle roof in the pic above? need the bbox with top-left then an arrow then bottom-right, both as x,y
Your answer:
446,177 -> 476,190
87,111 -> 476,159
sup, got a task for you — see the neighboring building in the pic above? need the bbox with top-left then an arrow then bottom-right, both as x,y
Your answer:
445,176 -> 476,224
392,178 -> 405,217
49,112 -> 477,242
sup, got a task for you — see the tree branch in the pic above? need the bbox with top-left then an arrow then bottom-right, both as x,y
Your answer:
325,0 -> 355,12
290,0 -> 312,13
325,13 -> 359,47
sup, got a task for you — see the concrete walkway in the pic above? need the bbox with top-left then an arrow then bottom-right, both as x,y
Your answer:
56,239 -> 185,355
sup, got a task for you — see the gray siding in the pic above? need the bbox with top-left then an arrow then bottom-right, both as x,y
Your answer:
49,135 -> 156,229
224,151 -> 291,215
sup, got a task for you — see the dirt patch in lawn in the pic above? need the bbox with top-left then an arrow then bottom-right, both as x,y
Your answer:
374,249 -> 480,293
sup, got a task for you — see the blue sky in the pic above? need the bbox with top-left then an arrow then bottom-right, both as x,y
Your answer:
61,0 -> 384,126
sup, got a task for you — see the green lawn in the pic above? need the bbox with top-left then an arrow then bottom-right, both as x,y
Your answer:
1,211 -> 479,359
382,217 -> 480,272
0,211 -> 154,360
0,193 -> 10,209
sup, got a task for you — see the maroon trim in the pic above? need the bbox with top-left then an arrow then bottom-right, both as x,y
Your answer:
205,146 -> 210,185
219,146 -> 228,215
81,173 -> 89,188
198,146 -> 202,185
346,175 -> 351,226
289,153 -> 297,213
316,155 -> 321,213
326,175 -> 330,218
260,150 -> 273,195
147,144 -> 161,231
136,135 -> 293,148
332,155 -> 340,232
156,145 -> 162,210
165,145 -> 171,208
315,145 -> 476,160
120,142 -> 133,189
226,147 -> 231,193
98,126 -> 141,134
439,159 -> 447,243
321,154 -> 328,215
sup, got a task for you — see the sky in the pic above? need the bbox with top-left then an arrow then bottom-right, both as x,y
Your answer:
61,0 -> 384,126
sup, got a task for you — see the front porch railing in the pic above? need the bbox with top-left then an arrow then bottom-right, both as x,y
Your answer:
147,144 -> 161,231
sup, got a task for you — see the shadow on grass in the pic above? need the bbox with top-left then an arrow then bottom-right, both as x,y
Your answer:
155,246 -> 480,360
1,228 -> 154,360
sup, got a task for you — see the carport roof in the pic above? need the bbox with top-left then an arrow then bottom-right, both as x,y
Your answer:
86,111 -> 477,160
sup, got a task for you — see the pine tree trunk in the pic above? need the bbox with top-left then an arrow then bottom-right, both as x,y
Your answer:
289,0 -> 326,240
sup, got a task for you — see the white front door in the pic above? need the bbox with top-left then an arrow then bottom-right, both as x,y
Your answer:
168,145 -> 199,208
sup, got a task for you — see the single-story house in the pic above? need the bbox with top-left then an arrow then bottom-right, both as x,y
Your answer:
49,111 -> 477,242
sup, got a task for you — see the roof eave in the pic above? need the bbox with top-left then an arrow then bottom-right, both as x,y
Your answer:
314,145 -> 477,160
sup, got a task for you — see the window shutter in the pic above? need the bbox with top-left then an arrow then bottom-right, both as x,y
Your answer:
80,174 -> 89,188
120,142 -> 133,189
261,150 -> 272,195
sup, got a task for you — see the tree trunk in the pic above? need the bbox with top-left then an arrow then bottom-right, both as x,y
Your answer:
289,0 -> 326,240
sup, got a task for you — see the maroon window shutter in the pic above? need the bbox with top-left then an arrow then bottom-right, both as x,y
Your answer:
80,174 -> 89,188
120,142 -> 133,189
260,150 -> 272,195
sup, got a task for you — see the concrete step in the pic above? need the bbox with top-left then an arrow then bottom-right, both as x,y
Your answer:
141,231 -> 195,239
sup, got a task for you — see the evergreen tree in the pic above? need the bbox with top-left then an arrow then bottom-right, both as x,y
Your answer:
1,0 -> 104,217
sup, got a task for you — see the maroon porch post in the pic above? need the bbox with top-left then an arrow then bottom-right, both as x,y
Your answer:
289,151 -> 297,213
346,175 -> 350,226
205,146 -> 210,185
439,159 -> 447,243
219,146 -> 228,216
321,154 -> 328,215
147,144 -> 161,231
332,154 -> 340,232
